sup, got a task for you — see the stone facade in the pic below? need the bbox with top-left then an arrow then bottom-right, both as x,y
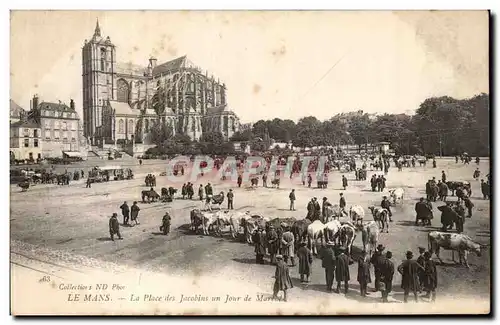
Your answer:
10,120 -> 42,161
82,20 -> 240,147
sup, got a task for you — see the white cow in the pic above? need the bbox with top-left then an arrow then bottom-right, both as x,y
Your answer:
428,231 -> 484,268
361,221 -> 380,256
339,224 -> 357,256
214,210 -> 250,238
324,220 -> 342,244
349,205 -> 365,225
307,220 -> 327,255
389,187 -> 405,205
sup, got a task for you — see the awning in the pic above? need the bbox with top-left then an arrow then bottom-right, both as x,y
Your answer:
98,165 -> 123,171
63,151 -> 82,158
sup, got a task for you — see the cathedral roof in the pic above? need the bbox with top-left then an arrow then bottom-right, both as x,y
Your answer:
108,101 -> 140,116
10,99 -> 25,117
116,62 -> 146,76
152,55 -> 193,76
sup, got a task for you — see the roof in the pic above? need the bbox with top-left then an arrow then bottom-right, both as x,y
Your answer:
10,100 -> 25,117
108,101 -> 140,116
63,151 -> 82,158
115,62 -> 146,76
10,119 -> 40,129
152,56 -> 187,76
38,101 -> 73,112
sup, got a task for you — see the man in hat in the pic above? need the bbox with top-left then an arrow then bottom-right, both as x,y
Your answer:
160,211 -> 172,235
227,189 -> 234,210
109,213 -> 122,241
381,196 -> 393,222
281,226 -> 295,266
441,170 -> 447,183
357,251 -> 371,297
198,184 -> 204,201
423,251 -> 437,302
297,241 -> 313,283
253,227 -> 266,264
306,198 -> 315,220
319,241 -> 336,292
307,173 -> 313,188
130,201 -> 140,226
266,225 -> 279,264
481,179 -> 490,200
322,197 -> 332,222
342,175 -> 348,190
379,251 -> 395,303
463,195 -> 474,219
416,247 -> 426,291
119,201 -> 130,226
335,246 -> 353,294
289,189 -> 296,211
398,250 -> 425,303
370,244 -> 386,292
313,197 -> 321,221
339,193 -> 346,212
272,255 -> 293,302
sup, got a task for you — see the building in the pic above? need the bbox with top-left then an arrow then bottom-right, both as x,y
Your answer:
27,95 -> 88,158
81,20 -> 240,150
10,119 -> 42,162
10,99 -> 26,124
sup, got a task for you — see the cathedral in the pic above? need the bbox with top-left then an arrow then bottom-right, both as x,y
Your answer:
82,20 -> 240,149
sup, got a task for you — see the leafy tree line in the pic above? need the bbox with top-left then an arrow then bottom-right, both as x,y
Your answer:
146,93 -> 489,157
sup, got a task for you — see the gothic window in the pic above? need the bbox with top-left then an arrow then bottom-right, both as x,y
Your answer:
145,119 -> 149,132
100,48 -> 106,71
117,79 -> 130,103
223,116 -> 228,131
129,120 -> 134,134
191,117 -> 196,132
231,117 -> 236,132
118,119 -> 124,134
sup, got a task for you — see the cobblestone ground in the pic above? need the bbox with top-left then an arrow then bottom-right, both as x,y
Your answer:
10,158 -> 491,314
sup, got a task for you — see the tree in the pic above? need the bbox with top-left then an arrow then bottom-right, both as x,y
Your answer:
150,121 -> 173,147
292,116 -> 323,148
199,131 -> 225,154
151,80 -> 166,115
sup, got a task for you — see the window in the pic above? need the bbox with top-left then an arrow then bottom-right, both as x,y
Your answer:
71,122 -> 76,130
128,120 -> 134,134
34,130 -> 38,137
145,119 -> 149,132
118,119 -> 124,134
191,117 -> 196,132
45,130 -> 50,139
54,131 -> 60,139
223,116 -> 228,131
63,131 -> 68,140
24,139 -> 29,147
62,122 -> 67,130
34,139 -> 39,147
44,120 -> 51,129
117,79 -> 130,103
100,48 -> 106,71
54,121 -> 60,129
63,112 -> 67,118
72,131 -> 76,140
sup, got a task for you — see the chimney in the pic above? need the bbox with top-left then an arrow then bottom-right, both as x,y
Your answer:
70,99 -> 75,110
149,56 -> 157,69
32,95 -> 39,111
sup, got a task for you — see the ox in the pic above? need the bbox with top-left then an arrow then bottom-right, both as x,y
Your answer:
368,206 -> 389,233
361,221 -> 380,256
190,209 -> 218,236
389,188 -> 405,205
324,204 -> 348,222
428,231 -> 484,268
349,205 -> 365,226
242,215 -> 269,244
291,219 -> 312,249
214,210 -> 249,238
339,224 -> 357,256
324,220 -> 342,244
307,220 -> 327,255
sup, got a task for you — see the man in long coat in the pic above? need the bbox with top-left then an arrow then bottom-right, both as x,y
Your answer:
253,227 -> 266,264
342,175 -> 348,190
198,184 -> 204,201
339,193 -> 346,211
379,251 -> 395,302
272,255 -> 293,302
370,244 -> 386,292
423,251 -> 437,302
130,201 -> 140,226
463,195 -> 474,218
438,181 -> 449,201
119,201 -> 130,226
357,251 -> 371,297
296,242 -> 313,283
381,196 -> 393,222
415,198 -> 432,225
416,247 -> 426,291
335,247 -> 352,294
398,251 -> 425,303
109,213 -> 122,241
281,227 -> 295,266
289,189 -> 296,211
322,197 -> 332,222
160,212 -> 171,235
313,198 -> 321,221
319,242 -> 336,292
306,199 -> 315,220
266,225 -> 279,264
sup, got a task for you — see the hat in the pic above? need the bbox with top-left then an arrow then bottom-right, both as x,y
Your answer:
386,251 -> 393,258
383,196 -> 387,199
275,255 -> 283,260
418,247 -> 426,253
339,193 -> 343,196
112,213 -> 118,217
133,201 -> 137,204
406,251 -> 414,258
377,244 -> 385,251
424,251 -> 431,258
323,197 -> 328,201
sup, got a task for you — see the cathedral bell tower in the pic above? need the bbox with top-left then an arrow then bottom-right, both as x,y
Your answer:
81,18 -> 116,146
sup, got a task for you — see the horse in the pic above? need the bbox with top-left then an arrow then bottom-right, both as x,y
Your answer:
339,224 -> 357,256
368,206 -> 389,233
291,219 -> 312,250
142,189 -> 160,203
324,220 -> 342,244
307,220 -> 327,255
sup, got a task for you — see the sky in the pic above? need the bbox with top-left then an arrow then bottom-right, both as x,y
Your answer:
10,10 -> 489,123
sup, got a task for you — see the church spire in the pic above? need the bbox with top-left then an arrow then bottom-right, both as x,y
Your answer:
94,18 -> 101,37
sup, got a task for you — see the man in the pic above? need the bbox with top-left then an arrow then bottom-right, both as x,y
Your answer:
441,171 -> 446,183
313,198 -> 321,221
130,201 -> 140,226
266,225 -> 279,264
227,189 -> 234,210
463,195 -> 474,218
423,251 -> 437,302
307,174 -> 313,188
339,193 -> 346,212
342,175 -> 348,190
319,241 -> 336,292
281,227 -> 295,266
322,197 -> 332,222
416,247 -> 426,291
398,251 -> 425,303
262,173 -> 268,188
370,175 -> 377,192
381,196 -> 393,222
187,182 -> 194,199
160,212 -> 171,235
205,183 -> 213,197
415,198 -> 431,225
289,189 -> 296,211
335,246 -> 352,294
253,227 -> 266,264
272,255 -> 293,302
438,180 -> 449,202
481,179 -> 490,200
357,251 -> 371,297
376,175 -> 382,192
306,198 -> 314,220
109,213 -> 122,241
476,156 -> 480,165
432,159 -> 437,168
198,184 -> 204,201
297,241 -> 313,283
370,244 -> 386,292
181,183 -> 187,199
379,251 -> 395,303
380,176 -> 386,192
455,156 -> 459,164
86,177 -> 92,188
237,174 -> 242,188
119,201 -> 130,226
